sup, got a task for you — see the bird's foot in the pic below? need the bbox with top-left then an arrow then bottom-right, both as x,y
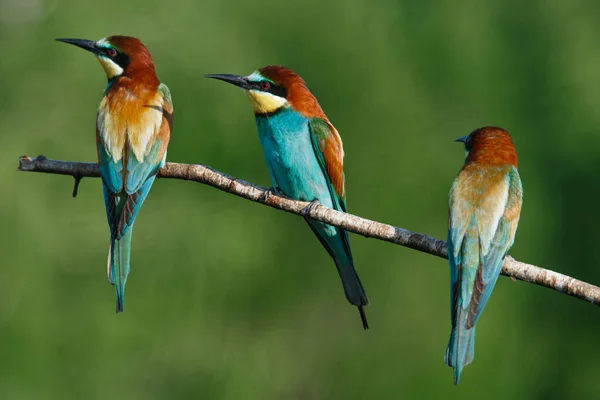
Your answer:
259,187 -> 279,203
301,199 -> 321,218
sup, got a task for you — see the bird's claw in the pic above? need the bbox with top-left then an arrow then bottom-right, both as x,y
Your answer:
259,187 -> 277,203
301,199 -> 320,217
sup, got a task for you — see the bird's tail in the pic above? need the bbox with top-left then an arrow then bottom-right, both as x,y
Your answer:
306,220 -> 369,329
329,232 -> 369,329
108,227 -> 133,314
445,307 -> 476,385
335,257 -> 369,329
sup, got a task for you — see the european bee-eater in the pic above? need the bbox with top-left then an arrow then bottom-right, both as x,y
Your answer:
57,36 -> 173,313
206,66 -> 369,329
446,127 -> 523,384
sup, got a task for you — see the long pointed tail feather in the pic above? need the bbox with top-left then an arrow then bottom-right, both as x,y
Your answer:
306,220 -> 369,329
108,227 -> 133,314
104,177 -> 155,313
326,232 -> 369,329
358,306 -> 369,330
337,259 -> 369,330
445,308 -> 476,385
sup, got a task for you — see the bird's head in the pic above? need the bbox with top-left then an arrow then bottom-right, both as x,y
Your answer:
455,126 -> 518,167
56,35 -> 156,82
206,65 -> 325,118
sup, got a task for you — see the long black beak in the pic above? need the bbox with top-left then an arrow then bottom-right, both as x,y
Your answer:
55,38 -> 100,55
454,136 -> 469,144
205,74 -> 252,90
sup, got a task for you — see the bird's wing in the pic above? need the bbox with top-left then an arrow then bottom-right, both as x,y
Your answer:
126,83 -> 173,193
307,118 -> 366,310
308,117 -> 346,212
97,83 -> 173,238
97,128 -> 123,194
447,174 -> 476,321
448,166 -> 520,325
467,167 -> 522,327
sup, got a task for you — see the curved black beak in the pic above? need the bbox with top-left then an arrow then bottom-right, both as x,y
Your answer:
454,136 -> 469,144
205,74 -> 252,90
55,38 -> 100,55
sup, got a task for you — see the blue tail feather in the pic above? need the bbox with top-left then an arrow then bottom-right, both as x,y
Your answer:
104,176 -> 155,313
109,227 -> 132,313
445,308 -> 476,385
307,220 -> 369,329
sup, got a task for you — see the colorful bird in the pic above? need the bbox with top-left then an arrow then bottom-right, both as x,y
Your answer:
57,36 -> 173,313
206,66 -> 369,329
445,127 -> 523,384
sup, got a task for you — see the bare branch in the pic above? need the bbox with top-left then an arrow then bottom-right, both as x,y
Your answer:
18,155 -> 600,306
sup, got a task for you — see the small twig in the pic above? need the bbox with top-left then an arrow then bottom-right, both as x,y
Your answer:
17,155 -> 600,307
72,175 -> 83,198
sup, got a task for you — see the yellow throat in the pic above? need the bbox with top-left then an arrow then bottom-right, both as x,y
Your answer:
247,90 -> 288,114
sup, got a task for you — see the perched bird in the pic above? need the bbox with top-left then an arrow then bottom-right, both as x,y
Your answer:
445,127 -> 523,384
206,66 -> 369,329
57,36 -> 173,313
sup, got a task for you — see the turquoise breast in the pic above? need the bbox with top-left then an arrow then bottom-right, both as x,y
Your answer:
255,109 -> 334,209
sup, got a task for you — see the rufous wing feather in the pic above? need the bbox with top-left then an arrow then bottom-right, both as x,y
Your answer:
308,118 -> 346,203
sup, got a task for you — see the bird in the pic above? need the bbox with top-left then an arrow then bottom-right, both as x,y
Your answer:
206,66 -> 369,329
57,36 -> 173,313
445,126 -> 523,384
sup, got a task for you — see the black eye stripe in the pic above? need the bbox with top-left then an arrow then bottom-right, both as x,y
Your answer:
254,81 -> 287,98
269,85 -> 287,98
466,137 -> 473,151
102,48 -> 130,70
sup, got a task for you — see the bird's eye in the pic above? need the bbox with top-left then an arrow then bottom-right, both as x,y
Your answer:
106,48 -> 117,57
260,81 -> 271,90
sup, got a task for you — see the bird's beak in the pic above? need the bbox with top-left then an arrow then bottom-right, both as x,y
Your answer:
55,38 -> 100,55
205,74 -> 252,90
454,136 -> 469,144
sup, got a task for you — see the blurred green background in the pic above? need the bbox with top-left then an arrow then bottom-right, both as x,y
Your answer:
2,0 -> 600,398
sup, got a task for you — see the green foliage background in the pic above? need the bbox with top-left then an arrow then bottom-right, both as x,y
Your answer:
2,0 -> 600,398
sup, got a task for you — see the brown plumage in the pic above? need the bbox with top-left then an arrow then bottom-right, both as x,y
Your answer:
465,127 -> 518,167
259,66 -> 346,199
259,65 -> 327,119
206,64 -> 368,327
97,37 -> 168,164
108,36 -> 159,86
58,34 -> 172,313
446,125 -> 523,383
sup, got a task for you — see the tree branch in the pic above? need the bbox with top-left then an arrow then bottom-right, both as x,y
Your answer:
18,155 -> 600,306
